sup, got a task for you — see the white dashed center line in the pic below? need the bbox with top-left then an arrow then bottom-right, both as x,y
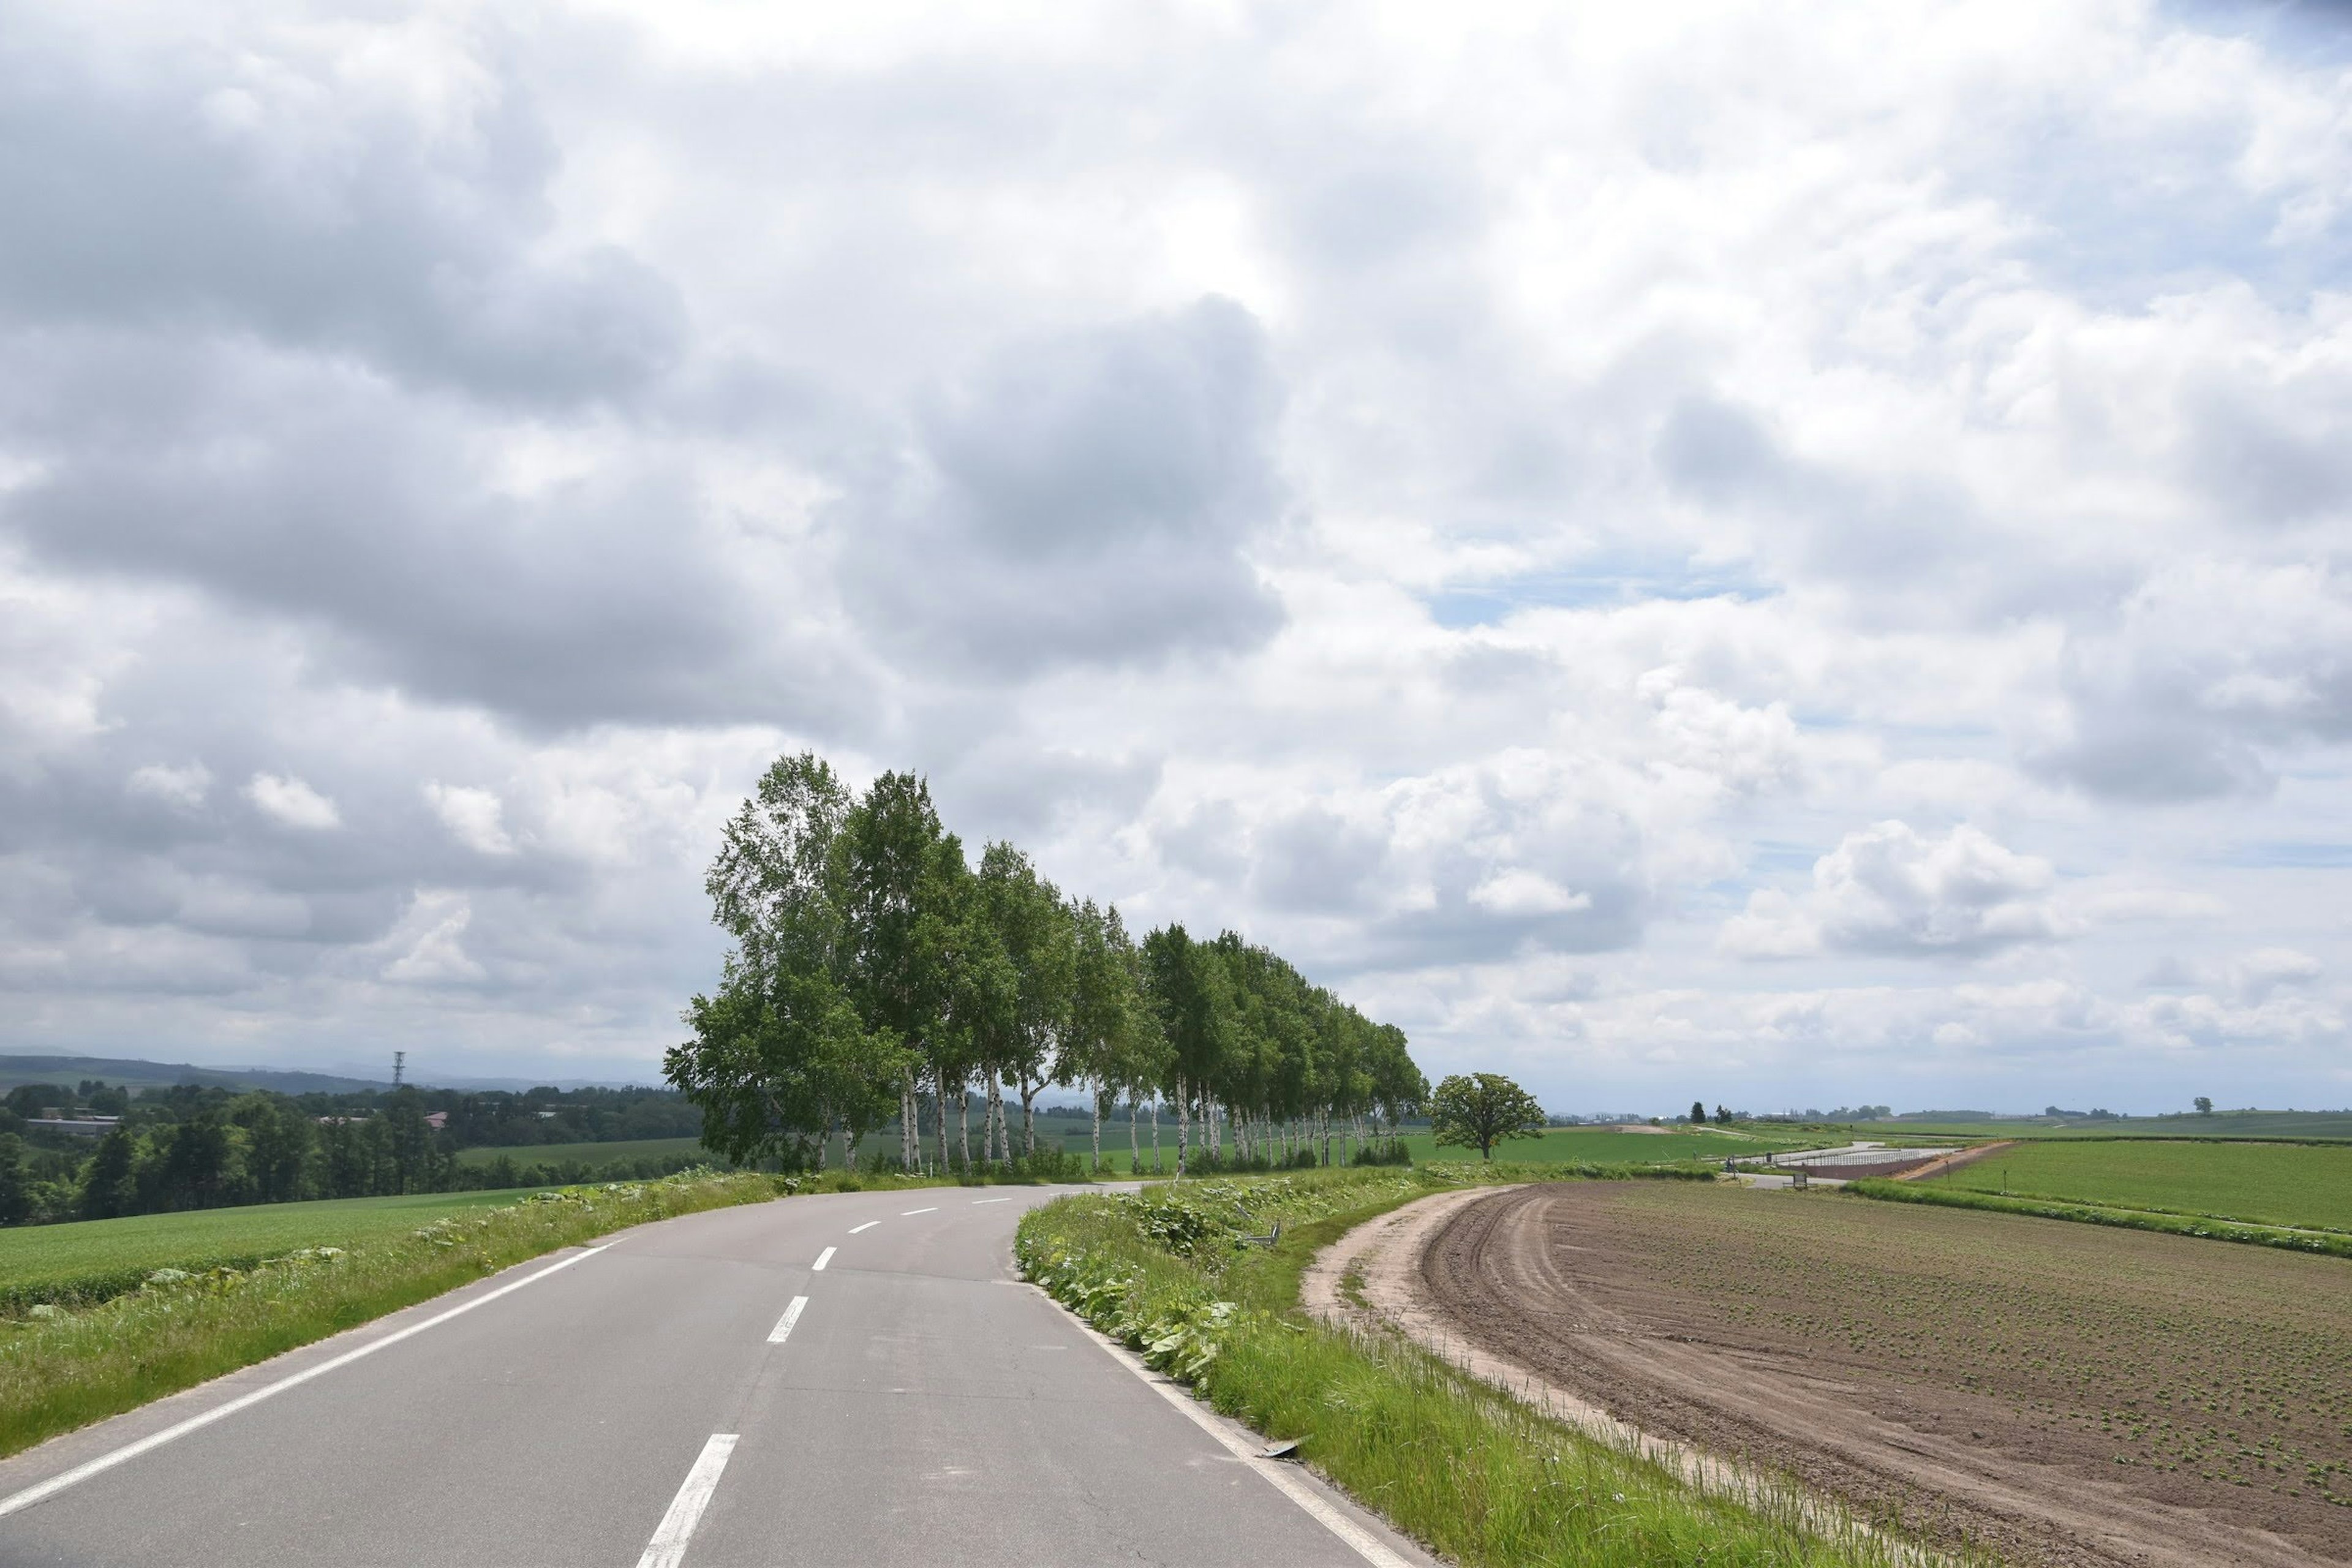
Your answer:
848,1221 -> 880,1234
900,1206 -> 937,1216
812,1246 -> 836,1271
635,1433 -> 737,1568
766,1295 -> 809,1345
971,1197 -> 1013,1205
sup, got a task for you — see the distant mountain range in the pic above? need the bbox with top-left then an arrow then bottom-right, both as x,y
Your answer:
0,1054 -> 660,1095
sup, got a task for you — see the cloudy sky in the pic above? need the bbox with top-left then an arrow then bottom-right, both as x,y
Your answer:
2,0 -> 2348,1112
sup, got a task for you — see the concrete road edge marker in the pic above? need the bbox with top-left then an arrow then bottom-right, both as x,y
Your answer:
635,1433 -> 737,1568
0,1245 -> 611,1520
1050,1291 -> 1420,1568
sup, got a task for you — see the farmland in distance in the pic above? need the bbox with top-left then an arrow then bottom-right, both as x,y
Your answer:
0,1189 -> 560,1312
1927,1138 -> 2352,1234
1871,1109 -> 2352,1141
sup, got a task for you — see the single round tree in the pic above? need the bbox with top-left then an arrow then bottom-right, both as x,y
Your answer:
1429,1072 -> 1547,1161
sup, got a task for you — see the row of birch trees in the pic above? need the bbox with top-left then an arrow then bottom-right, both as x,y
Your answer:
665,753 -> 1426,1174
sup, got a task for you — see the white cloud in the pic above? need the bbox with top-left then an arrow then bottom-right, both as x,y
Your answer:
0,0 -> 2345,1102
1468,869 -> 1592,918
126,761 -> 211,811
2232,947 -> 2323,1003
381,889 -> 486,984
243,773 -> 341,831
425,782 -> 516,856
1721,822 -> 2067,959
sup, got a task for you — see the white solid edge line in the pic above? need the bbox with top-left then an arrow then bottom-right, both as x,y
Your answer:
899,1206 -> 938,1215
0,1243 -> 611,1521
848,1220 -> 880,1234
635,1432 -> 738,1568
811,1246 -> 836,1271
1059,1300 -> 1419,1568
766,1295 -> 809,1345
971,1197 -> 1012,1205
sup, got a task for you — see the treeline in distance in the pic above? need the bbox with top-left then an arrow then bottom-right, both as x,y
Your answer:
0,1081 -> 706,1227
666,753 -> 1428,1175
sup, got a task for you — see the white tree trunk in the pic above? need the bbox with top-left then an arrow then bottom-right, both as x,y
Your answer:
1175,1081 -> 1189,1177
1150,1097 -> 1161,1172
1090,1076 -> 1103,1171
1128,1094 -> 1142,1173
901,1072 -> 918,1172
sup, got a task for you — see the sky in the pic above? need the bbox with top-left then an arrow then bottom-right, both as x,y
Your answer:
2,0 -> 2349,1113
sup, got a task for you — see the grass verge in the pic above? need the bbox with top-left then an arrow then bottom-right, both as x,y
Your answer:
0,1160 -> 1092,1460
1847,1178 -> 2352,1259
1017,1166 -> 1943,1568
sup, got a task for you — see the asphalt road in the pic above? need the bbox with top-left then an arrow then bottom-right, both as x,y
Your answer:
0,1186 -> 1433,1568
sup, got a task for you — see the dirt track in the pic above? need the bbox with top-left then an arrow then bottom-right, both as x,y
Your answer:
1324,1183 -> 2349,1567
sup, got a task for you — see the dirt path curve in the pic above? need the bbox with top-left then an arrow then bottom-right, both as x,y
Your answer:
1302,1185 -> 1901,1549
1308,1185 -> 2332,1568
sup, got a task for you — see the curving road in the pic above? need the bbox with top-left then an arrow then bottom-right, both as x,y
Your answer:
0,1186 -> 1430,1568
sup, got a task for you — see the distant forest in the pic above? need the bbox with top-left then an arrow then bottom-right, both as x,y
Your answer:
0,1079 -> 703,1227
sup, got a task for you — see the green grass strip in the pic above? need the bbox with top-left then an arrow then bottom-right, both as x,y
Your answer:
1845,1178 -> 2352,1258
1019,1167 -> 1945,1568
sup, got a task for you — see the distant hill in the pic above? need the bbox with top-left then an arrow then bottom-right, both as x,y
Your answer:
0,1055 -> 390,1095
0,1055 -> 663,1096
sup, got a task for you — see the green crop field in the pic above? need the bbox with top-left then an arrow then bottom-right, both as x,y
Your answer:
1928,1138 -> 2352,1234
453,1136 -> 710,1168
0,1189 -> 560,1311
1874,1110 -> 2352,1141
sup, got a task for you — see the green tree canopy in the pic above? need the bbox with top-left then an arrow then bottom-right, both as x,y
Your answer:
1430,1072 -> 1547,1161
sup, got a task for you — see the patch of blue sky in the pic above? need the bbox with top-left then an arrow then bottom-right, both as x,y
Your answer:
2167,0 -> 2352,69
2214,840 -> 2352,869
1424,559 -> 1771,629
1948,3 -> 2352,310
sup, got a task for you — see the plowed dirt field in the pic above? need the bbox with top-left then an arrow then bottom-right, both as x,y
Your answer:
1420,1183 -> 2352,1566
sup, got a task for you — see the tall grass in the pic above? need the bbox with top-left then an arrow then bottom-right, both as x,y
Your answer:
1019,1169 -> 1953,1567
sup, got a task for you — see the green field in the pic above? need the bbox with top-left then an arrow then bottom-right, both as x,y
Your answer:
1874,1110 -> 2352,1141
1927,1138 -> 2352,1233
0,1189 -> 557,1311
454,1136 -> 710,1168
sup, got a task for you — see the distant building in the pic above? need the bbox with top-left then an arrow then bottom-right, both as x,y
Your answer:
424,1111 -> 448,1131
25,1117 -> 121,1137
